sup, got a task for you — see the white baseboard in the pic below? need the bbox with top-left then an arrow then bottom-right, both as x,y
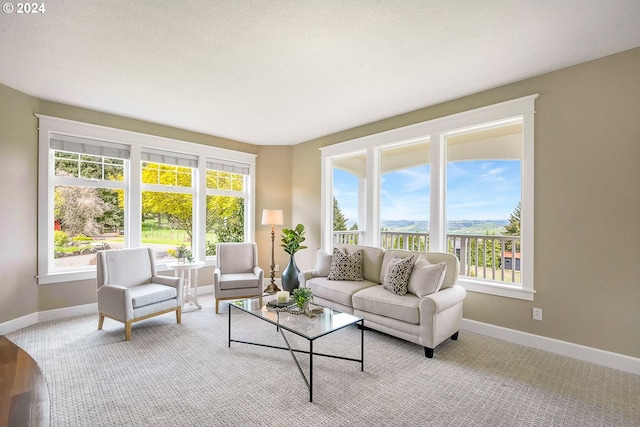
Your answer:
462,318 -> 640,375
0,312 -> 38,335
38,303 -> 98,323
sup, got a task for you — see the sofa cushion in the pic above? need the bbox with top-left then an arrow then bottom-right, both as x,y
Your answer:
336,244 -> 384,283
219,273 -> 260,290
312,248 -> 332,277
352,285 -> 420,324
129,283 -> 177,308
382,255 -> 415,295
306,277 -> 376,308
328,248 -> 364,281
407,256 -> 448,297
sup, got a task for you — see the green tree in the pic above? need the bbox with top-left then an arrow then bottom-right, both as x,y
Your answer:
96,189 -> 124,233
504,201 -> 521,236
141,163 -> 194,240
207,196 -> 244,243
503,201 -> 521,252
333,197 -> 348,231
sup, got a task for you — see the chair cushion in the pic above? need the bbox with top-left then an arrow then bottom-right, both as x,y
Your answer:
382,255 -> 415,295
407,256 -> 448,297
219,273 -> 260,290
328,248 -> 364,281
129,283 -> 177,309
217,243 -> 256,273
105,248 -> 153,288
352,285 -> 420,324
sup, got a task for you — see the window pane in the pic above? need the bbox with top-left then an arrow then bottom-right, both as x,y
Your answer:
54,150 -> 124,180
380,141 -> 430,251
53,186 -> 125,270
141,191 -> 193,260
206,195 -> 245,255
332,154 -> 363,245
141,162 -> 192,187
446,123 -> 522,283
206,170 -> 244,191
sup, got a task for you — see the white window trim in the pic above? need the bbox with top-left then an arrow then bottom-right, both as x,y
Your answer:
37,115 -> 256,284
320,95 -> 537,300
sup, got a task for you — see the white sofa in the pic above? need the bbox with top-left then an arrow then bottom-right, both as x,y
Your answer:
299,244 -> 466,358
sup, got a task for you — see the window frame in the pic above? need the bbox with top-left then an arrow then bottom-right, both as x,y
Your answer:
320,95 -> 537,300
37,115 -> 256,284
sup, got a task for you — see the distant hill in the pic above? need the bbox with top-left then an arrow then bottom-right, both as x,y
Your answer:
346,219 -> 509,235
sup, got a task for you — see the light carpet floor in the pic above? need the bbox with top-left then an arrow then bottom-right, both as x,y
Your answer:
6,295 -> 640,427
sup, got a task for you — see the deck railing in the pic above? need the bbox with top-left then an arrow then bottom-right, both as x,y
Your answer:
333,231 -> 521,283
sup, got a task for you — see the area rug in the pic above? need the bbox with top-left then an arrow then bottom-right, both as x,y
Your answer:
6,295 -> 640,426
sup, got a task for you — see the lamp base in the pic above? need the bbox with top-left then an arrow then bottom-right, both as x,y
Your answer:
264,283 -> 281,293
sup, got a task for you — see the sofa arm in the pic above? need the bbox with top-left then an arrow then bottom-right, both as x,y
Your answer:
298,270 -> 315,288
419,285 -> 466,315
97,284 -> 133,321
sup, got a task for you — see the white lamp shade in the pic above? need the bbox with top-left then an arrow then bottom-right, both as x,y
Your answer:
261,209 -> 283,225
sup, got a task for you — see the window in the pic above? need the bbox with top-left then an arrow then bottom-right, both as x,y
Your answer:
380,140 -> 430,251
321,95 -> 536,300
205,159 -> 250,255
37,115 -> 256,284
50,138 -> 128,272
140,149 -> 197,261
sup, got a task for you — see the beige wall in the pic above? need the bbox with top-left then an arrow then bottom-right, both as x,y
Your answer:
0,84 -> 40,321
292,47 -> 640,358
2,47 -> 639,359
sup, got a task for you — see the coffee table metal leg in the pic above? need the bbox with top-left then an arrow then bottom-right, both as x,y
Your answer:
360,320 -> 364,371
228,305 -> 232,347
279,328 -> 312,401
309,340 -> 314,402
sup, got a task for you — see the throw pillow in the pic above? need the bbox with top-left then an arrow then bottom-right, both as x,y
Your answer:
328,248 -> 364,281
407,255 -> 447,297
382,255 -> 415,295
311,248 -> 332,277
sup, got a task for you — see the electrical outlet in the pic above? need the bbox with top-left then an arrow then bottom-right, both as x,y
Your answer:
274,264 -> 279,272
532,307 -> 542,321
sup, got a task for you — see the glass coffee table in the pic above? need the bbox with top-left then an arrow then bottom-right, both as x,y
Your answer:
228,294 -> 364,402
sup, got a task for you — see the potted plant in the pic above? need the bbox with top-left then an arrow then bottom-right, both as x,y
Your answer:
280,224 -> 307,292
173,244 -> 192,263
292,287 -> 313,313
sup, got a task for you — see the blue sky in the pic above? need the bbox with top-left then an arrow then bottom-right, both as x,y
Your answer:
334,160 -> 521,223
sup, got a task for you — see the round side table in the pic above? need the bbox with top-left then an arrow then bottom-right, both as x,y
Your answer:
166,261 -> 205,310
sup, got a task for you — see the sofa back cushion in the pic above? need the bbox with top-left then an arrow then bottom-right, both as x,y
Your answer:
421,252 -> 459,289
382,249 -> 459,290
336,244 -> 384,283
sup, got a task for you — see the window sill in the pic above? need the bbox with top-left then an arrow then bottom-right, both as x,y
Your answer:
458,277 -> 534,301
38,259 -> 217,285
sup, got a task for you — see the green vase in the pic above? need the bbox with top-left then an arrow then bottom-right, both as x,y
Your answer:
281,254 -> 300,292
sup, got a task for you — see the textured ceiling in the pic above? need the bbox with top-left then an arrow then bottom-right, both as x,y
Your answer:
1,0 -> 640,145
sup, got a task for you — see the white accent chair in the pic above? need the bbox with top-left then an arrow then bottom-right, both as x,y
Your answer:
96,247 -> 182,341
214,242 -> 264,314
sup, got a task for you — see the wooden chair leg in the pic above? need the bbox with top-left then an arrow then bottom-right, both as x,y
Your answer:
176,306 -> 182,324
98,314 -> 105,330
125,321 -> 132,341
215,299 -> 220,314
